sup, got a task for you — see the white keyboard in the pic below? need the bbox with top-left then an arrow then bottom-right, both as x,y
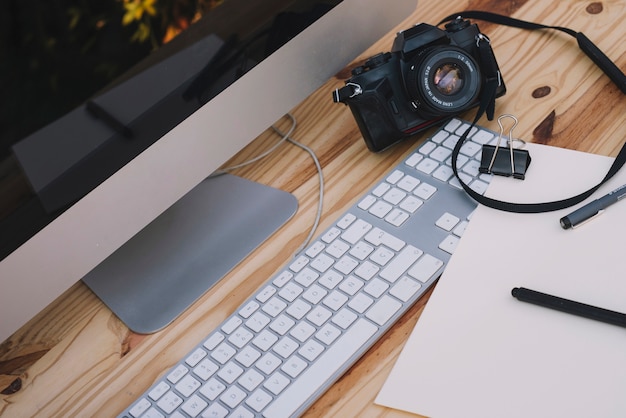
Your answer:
119,118 -> 498,418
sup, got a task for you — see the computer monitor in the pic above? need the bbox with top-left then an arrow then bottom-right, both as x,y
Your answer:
0,0 -> 416,342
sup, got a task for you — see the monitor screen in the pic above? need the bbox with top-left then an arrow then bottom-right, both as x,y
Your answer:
0,0 -> 416,342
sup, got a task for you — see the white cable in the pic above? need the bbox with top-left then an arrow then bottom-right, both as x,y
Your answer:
272,119 -> 324,256
210,113 -> 324,257
212,114 -> 297,175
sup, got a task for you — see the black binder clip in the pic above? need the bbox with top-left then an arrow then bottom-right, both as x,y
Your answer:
479,114 -> 531,180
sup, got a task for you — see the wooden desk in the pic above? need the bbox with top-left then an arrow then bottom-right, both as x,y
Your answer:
2,1 -> 625,416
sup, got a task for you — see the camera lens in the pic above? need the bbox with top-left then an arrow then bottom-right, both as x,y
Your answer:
406,47 -> 481,116
433,63 -> 464,95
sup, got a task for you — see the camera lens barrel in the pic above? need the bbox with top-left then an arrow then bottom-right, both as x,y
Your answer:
406,46 -> 482,115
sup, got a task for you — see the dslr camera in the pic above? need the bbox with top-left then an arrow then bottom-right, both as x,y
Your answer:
333,17 -> 506,152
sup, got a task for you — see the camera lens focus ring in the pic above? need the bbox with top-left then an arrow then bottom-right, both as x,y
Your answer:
406,47 -> 482,115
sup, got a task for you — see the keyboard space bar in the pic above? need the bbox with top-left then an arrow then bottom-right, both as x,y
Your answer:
263,318 -> 378,418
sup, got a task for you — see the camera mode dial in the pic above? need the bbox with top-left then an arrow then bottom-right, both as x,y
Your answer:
444,17 -> 471,33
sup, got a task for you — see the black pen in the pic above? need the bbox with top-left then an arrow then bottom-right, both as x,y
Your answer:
512,287 -> 626,328
560,183 -> 626,229
85,100 -> 133,138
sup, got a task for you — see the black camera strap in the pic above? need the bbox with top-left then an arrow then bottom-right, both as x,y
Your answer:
440,11 -> 626,213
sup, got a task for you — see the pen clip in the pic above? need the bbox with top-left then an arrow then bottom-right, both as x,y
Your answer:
571,209 -> 605,229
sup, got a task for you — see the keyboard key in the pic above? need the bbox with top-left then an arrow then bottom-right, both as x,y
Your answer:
273,336 -> 299,359
129,398 -> 151,417
252,330 -> 278,351
416,158 -> 438,174
433,165 -> 454,182
399,195 -> 423,213
430,146 -> 452,162
405,152 -> 423,167
386,169 -> 404,184
385,208 -> 410,226
336,213 -> 356,229
167,364 -> 188,384
321,227 -> 341,243
315,323 -> 341,345
239,369 -> 264,391
348,292 -> 374,314
217,361 -> 244,385
341,219 -> 372,244
364,228 -> 405,251
148,382 -> 170,401
435,212 -> 460,232
201,402 -> 228,417
310,253 -> 334,272
245,311 -> 271,332
234,346 -> 261,368
382,188 -> 406,205
157,391 -> 183,414
358,194 -> 377,211
181,394 -> 207,418
302,284 -> 327,304
334,255 -> 358,275
323,290 -> 349,311
414,182 -> 437,200
331,308 -> 357,329
408,254 -> 444,283
211,343 -> 236,364
220,386 -> 246,408
349,241 -> 374,260
270,314 -> 295,335
185,348 -> 207,367
339,275 -> 364,295
273,271 -> 293,288
221,316 -> 243,334
372,182 -> 391,197
285,298 -> 311,320
364,278 -> 389,298
175,374 -> 201,397
390,276 -> 422,302
439,234 -> 460,254
306,306 -> 332,326
246,388 -> 273,412
396,175 -> 419,192
370,246 -> 394,266
299,339 -> 325,361
228,327 -> 254,348
326,239 -> 349,258
379,245 -> 423,283
238,301 -> 260,319
305,241 -> 325,258
278,282 -> 303,302
263,372 -> 290,395
193,358 -> 219,380
365,295 -> 402,326
256,352 -> 282,375
262,297 -> 287,317
199,378 -> 226,401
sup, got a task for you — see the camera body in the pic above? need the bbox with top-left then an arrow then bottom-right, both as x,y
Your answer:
333,18 -> 506,152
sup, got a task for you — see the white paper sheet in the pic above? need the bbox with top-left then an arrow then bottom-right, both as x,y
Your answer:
376,143 -> 626,418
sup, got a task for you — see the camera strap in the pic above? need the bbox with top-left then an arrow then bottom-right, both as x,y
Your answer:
440,11 -> 626,213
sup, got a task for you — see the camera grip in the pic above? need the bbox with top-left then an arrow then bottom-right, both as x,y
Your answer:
344,78 -> 408,152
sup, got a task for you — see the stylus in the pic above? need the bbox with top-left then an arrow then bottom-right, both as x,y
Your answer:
511,287 -> 626,328
559,183 -> 626,229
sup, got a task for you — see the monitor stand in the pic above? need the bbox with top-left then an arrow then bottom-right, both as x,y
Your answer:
82,173 -> 298,334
